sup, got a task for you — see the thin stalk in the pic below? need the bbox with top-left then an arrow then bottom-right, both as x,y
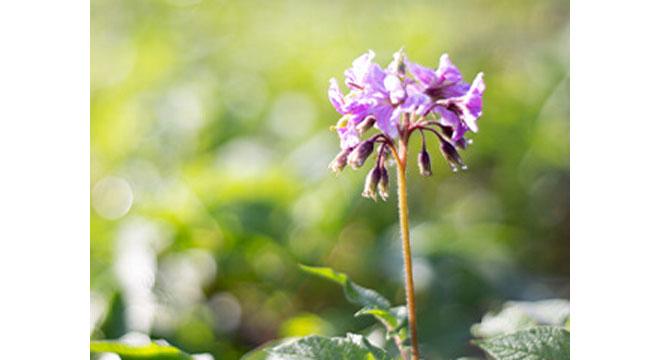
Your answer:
389,139 -> 420,360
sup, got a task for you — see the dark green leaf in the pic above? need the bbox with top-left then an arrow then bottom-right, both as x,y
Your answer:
473,326 -> 570,360
299,265 -> 390,310
97,292 -> 127,339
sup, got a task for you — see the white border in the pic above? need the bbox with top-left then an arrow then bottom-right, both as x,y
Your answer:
1,0 -> 660,357
0,1 -> 89,358
572,0 -> 660,358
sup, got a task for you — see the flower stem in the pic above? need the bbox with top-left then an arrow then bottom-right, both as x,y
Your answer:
392,139 -> 420,360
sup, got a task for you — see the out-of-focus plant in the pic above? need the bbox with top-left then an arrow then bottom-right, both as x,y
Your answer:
90,46 -> 568,360
238,266 -> 570,360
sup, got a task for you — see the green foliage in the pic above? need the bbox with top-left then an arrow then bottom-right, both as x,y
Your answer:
244,334 -> 392,360
299,265 -> 407,341
300,265 -> 571,360
299,265 -> 390,310
473,326 -> 570,360
90,340 -> 193,360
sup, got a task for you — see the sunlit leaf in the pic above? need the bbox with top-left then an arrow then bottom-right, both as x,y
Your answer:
473,326 -> 569,360
90,340 -> 194,360
243,334 -> 392,360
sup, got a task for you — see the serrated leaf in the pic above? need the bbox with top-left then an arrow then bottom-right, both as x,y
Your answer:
241,339 -> 290,360
260,334 -> 393,360
299,265 -> 390,310
473,326 -> 569,360
90,340 -> 194,360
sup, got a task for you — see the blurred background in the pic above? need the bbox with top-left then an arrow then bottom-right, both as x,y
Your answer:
91,0 -> 569,358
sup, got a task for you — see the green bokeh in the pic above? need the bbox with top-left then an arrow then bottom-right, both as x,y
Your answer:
91,0 -> 569,359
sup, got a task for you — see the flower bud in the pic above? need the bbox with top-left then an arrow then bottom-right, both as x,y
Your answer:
440,139 -> 467,172
388,48 -> 407,78
328,147 -> 353,174
356,116 -> 376,135
438,123 -> 469,149
378,167 -> 389,201
417,148 -> 432,176
347,140 -> 374,169
362,166 -> 382,201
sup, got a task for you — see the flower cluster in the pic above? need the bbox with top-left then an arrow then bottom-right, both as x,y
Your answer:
328,49 -> 485,200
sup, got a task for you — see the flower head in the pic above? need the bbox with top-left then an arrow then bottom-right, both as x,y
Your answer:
328,49 -> 486,199
406,54 -> 486,142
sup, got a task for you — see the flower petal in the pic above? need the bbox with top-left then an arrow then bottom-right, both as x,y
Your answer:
460,72 -> 485,132
436,54 -> 463,85
344,50 -> 375,89
436,106 -> 467,142
328,78 -> 345,114
372,105 -> 398,139
364,62 -> 388,96
406,60 -> 439,88
336,116 -> 361,149
384,74 -> 406,104
400,85 -> 433,115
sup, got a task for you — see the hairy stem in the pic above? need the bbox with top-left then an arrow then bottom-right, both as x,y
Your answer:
392,139 -> 420,360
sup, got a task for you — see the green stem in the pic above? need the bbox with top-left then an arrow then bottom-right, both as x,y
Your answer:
392,139 -> 420,360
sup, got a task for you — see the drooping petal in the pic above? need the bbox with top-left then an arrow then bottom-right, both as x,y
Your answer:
328,78 -> 345,114
460,72 -> 485,132
344,50 -> 375,90
436,106 -> 468,142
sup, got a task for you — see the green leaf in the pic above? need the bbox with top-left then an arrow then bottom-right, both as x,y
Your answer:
355,306 -> 408,341
90,340 -> 194,360
299,265 -> 408,342
299,265 -> 390,310
354,308 -> 398,329
241,339 -> 290,360
255,334 -> 393,360
473,326 -> 570,360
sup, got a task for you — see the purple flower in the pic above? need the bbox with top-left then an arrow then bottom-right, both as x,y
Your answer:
344,50 -> 375,90
329,50 -> 408,145
328,77 -> 371,148
327,49 -> 485,184
456,72 -> 485,132
361,63 -> 404,139
406,54 -> 485,142
407,54 -> 470,99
